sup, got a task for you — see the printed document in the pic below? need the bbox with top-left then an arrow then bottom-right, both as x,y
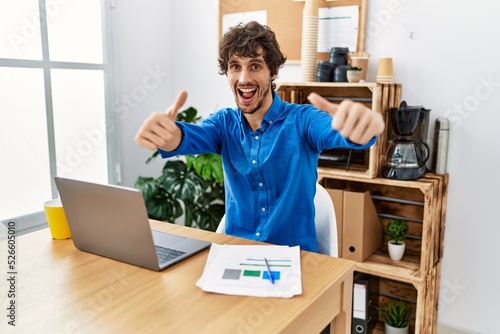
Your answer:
196,244 -> 302,298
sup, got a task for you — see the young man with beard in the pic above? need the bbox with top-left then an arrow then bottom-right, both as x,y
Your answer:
135,21 -> 384,253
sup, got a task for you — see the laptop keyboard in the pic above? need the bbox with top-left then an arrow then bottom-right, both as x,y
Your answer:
155,245 -> 186,263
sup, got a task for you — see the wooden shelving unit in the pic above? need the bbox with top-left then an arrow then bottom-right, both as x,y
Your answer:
318,172 -> 448,334
278,82 -> 448,334
276,82 -> 402,179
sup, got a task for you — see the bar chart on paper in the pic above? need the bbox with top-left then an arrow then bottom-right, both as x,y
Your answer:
222,258 -> 291,282
196,244 -> 302,297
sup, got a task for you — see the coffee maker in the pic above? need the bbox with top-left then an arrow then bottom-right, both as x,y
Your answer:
382,101 -> 430,180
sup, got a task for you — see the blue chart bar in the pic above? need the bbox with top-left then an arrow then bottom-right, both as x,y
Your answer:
263,271 -> 281,281
222,269 -> 282,281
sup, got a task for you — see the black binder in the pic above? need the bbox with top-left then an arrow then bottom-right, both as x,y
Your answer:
352,272 -> 379,334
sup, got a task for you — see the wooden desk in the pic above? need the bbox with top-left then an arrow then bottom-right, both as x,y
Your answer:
1,220 -> 355,333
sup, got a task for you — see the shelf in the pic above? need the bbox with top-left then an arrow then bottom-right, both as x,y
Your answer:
320,173 -> 447,279
318,167 -> 436,190
318,173 -> 448,334
354,264 -> 441,334
356,250 -> 423,287
277,81 -> 402,178
296,81 -> 449,334
355,272 -> 419,334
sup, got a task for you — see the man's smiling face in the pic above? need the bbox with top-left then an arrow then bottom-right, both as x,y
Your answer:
226,49 -> 277,115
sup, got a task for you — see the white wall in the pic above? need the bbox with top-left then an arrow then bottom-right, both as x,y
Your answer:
110,0 -> 177,183
363,2 -> 500,333
112,1 -> 500,332
367,0 -> 500,333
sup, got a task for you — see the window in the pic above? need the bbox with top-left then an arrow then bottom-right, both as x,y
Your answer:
0,0 -> 114,234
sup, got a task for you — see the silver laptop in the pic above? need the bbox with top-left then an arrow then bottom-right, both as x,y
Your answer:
54,177 -> 211,271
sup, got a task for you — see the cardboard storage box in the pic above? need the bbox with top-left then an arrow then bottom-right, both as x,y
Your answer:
327,189 -> 382,262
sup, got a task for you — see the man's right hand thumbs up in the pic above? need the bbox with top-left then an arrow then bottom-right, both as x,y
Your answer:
166,90 -> 188,121
135,90 -> 188,152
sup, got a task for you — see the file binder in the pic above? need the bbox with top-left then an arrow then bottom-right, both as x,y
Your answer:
352,272 -> 379,334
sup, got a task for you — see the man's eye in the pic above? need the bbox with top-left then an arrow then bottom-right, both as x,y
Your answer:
229,64 -> 240,71
251,64 -> 261,70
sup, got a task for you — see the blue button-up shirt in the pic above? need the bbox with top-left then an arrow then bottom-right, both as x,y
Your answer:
159,92 -> 375,252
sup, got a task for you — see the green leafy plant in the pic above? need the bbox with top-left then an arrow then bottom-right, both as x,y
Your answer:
385,218 -> 409,244
378,300 -> 411,328
135,107 -> 225,232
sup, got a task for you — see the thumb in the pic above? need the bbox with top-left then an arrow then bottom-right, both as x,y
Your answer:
166,90 -> 188,121
307,92 -> 338,116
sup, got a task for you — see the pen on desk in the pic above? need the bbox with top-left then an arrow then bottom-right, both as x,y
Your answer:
263,257 -> 275,284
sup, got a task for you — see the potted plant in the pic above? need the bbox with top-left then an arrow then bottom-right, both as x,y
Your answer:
346,66 -> 363,83
135,107 -> 225,232
378,300 -> 411,334
385,218 -> 409,260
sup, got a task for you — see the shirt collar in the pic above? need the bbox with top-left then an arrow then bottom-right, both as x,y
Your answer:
261,91 -> 283,129
236,91 -> 284,131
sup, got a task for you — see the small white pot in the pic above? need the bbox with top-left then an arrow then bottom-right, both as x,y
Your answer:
388,241 -> 405,261
385,322 -> 409,334
347,70 -> 362,83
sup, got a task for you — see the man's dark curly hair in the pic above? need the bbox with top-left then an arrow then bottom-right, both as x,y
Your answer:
218,21 -> 286,89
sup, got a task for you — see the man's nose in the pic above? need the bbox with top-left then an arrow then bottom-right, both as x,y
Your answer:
238,68 -> 252,84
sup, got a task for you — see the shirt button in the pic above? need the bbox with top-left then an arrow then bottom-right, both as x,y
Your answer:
252,160 -> 256,164
259,182 -> 263,187
255,136 -> 259,140
256,232 -> 260,237
261,207 -> 266,212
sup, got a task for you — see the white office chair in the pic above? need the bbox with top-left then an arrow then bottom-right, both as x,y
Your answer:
216,183 -> 338,257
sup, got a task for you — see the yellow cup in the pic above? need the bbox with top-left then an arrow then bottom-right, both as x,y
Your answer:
44,199 -> 72,239
376,57 -> 394,77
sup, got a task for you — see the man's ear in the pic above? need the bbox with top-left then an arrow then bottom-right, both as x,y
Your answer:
271,70 -> 279,80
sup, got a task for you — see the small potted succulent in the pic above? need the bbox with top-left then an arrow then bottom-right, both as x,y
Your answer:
346,66 -> 363,83
378,300 -> 411,334
385,218 -> 409,260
